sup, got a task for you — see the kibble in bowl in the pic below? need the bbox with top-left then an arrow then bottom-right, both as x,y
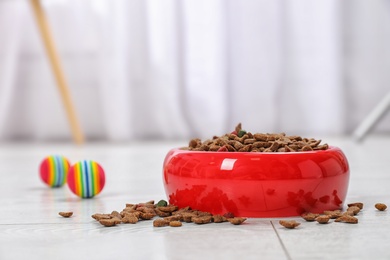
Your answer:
163,124 -> 350,218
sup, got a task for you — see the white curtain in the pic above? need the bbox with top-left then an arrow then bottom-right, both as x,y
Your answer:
0,0 -> 389,142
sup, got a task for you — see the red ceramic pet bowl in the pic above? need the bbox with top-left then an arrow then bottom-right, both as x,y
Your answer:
163,147 -> 350,217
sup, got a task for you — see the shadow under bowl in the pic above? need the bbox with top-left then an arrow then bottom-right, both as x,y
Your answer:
163,146 -> 350,218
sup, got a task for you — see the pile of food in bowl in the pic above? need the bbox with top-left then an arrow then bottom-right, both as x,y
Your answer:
163,124 -> 350,218
183,123 -> 329,153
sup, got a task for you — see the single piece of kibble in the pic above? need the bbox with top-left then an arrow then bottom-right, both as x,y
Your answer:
228,217 -> 247,225
39,155 -> 71,188
99,219 -> 117,227
335,215 -> 358,224
59,211 -> 73,218
67,160 -> 105,198
375,203 -> 387,211
156,200 -> 168,207
153,219 -> 169,227
316,215 -> 330,224
158,205 -> 178,213
279,220 -> 300,229
238,130 -> 246,138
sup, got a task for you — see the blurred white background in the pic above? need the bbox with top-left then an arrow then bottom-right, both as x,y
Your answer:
0,0 -> 390,142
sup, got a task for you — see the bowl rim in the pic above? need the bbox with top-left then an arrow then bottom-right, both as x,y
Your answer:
169,145 -> 339,155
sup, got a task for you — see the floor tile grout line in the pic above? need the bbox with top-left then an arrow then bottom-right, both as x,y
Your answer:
270,220 -> 292,260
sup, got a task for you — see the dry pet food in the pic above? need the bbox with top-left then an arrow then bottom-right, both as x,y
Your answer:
184,123 -> 328,153
59,211 -> 73,218
91,213 -> 111,221
99,219 -> 118,227
347,202 -> 364,209
301,212 -> 320,222
156,200 -> 168,207
335,215 -> 358,224
153,219 -> 169,227
347,206 -> 361,215
375,203 -> 387,211
192,215 -> 212,225
315,215 -> 330,224
228,217 -> 247,225
91,199 -> 247,228
298,202 -> 366,226
323,210 -> 342,219
341,211 -> 355,216
122,213 -> 139,224
279,220 -> 301,229
158,205 -> 178,213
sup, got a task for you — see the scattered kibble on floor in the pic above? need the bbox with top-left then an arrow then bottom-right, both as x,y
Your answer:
90,200 -> 247,227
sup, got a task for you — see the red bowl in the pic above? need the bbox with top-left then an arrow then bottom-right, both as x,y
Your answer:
163,146 -> 350,217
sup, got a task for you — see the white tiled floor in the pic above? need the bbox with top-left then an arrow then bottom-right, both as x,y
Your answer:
0,136 -> 389,260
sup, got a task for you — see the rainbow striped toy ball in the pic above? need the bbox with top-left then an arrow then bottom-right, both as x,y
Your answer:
67,160 -> 105,198
39,155 -> 71,188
